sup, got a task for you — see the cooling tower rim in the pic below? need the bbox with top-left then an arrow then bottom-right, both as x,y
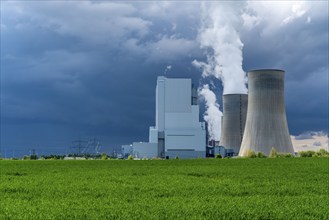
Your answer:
248,69 -> 284,73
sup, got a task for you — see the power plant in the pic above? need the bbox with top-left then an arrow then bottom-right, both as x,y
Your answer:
123,76 -> 206,159
220,94 -> 248,155
239,69 -> 294,156
123,69 -> 294,158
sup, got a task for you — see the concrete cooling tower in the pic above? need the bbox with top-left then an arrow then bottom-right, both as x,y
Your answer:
220,94 -> 248,155
239,69 -> 294,156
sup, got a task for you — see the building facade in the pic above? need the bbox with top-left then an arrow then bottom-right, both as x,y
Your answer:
122,76 -> 206,159
149,76 -> 206,159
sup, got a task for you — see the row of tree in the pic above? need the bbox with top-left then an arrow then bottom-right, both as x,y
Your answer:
244,148 -> 329,158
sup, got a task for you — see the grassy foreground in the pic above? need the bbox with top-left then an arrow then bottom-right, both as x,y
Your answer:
1,158 -> 328,219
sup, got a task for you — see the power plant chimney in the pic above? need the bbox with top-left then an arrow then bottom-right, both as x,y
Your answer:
220,94 -> 248,155
239,69 -> 294,156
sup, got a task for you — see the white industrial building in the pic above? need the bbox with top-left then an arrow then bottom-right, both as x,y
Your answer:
122,76 -> 206,159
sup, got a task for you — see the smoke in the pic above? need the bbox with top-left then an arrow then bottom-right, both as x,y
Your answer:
199,84 -> 222,141
193,2 -> 248,141
193,2 -> 248,94
164,65 -> 172,75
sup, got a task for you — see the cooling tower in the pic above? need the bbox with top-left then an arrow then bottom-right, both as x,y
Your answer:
220,94 -> 248,155
239,69 -> 294,156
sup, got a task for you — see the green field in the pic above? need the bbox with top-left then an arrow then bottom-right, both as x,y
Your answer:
1,158 -> 328,219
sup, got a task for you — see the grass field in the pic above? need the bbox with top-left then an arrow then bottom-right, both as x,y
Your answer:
1,158 -> 328,219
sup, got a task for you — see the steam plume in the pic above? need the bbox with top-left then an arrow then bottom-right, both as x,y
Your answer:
199,84 -> 222,141
194,2 -> 247,94
193,2 -> 247,141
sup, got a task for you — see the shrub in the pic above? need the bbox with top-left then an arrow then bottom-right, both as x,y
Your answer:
175,156 -> 179,160
127,155 -> 134,160
318,149 -> 329,156
298,151 -> 315,157
23,155 -> 30,160
101,153 -> 108,160
30,154 -> 38,160
269,147 -> 278,158
215,154 -> 222,159
276,153 -> 293,158
257,152 -> 267,158
298,149 -> 329,158
283,153 -> 293,158
246,150 -> 257,158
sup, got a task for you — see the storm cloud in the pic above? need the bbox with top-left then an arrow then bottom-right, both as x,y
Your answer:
1,1 -> 328,157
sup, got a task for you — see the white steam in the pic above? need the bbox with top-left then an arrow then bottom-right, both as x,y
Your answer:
199,85 -> 222,141
164,65 -> 172,75
194,2 -> 248,141
193,2 -> 248,95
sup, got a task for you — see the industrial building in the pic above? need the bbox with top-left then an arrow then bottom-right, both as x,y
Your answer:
122,76 -> 206,159
123,69 -> 294,159
239,69 -> 294,156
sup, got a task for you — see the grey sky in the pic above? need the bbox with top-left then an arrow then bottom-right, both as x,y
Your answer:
1,1 -> 328,156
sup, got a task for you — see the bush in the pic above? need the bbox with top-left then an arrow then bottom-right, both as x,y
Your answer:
101,153 -> 108,160
30,155 -> 38,160
257,152 -> 267,158
175,156 -> 179,160
283,153 -> 293,158
246,150 -> 257,158
276,153 -> 293,158
318,149 -> 329,156
23,155 -> 30,160
127,155 -> 134,160
269,147 -> 278,158
215,154 -> 222,159
298,151 -> 315,157
298,149 -> 329,158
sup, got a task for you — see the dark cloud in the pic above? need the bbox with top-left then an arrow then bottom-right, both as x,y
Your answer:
1,1 -> 328,157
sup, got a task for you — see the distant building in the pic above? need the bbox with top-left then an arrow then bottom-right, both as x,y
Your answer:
121,144 -> 133,158
207,140 -> 234,158
132,142 -> 158,159
214,146 -> 234,158
122,76 -> 206,159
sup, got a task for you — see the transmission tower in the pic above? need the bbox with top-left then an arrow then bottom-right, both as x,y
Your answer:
70,140 -> 87,155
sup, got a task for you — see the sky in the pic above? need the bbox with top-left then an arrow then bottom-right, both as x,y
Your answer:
1,1 -> 328,157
